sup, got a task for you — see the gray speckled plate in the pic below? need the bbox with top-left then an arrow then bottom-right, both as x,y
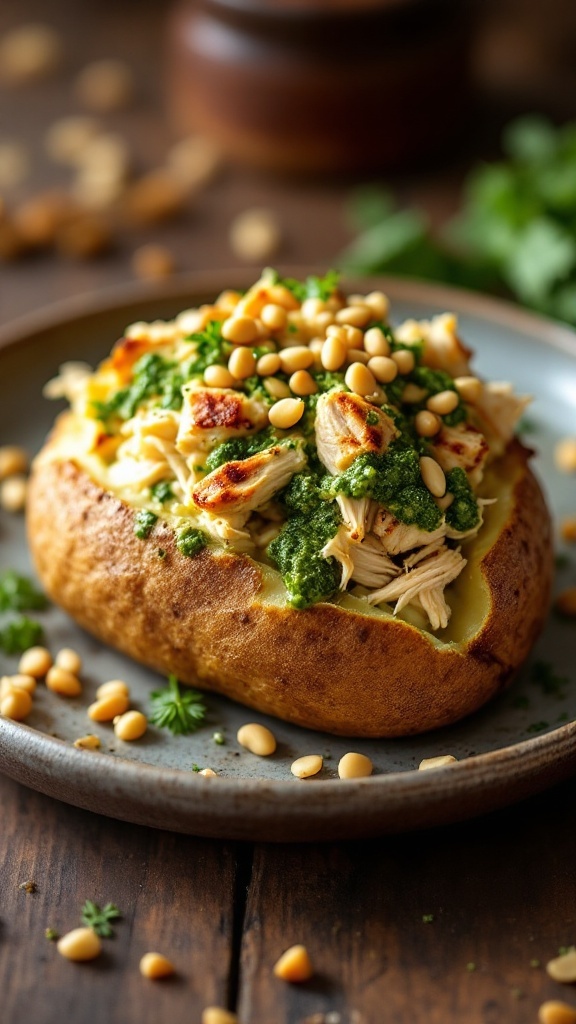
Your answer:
1,272 -> 575,841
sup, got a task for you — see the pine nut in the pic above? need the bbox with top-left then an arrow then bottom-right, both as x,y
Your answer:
338,752 -> 373,778
228,347 -> 256,380
18,646 -> 52,678
556,588 -> 576,617
427,390 -> 459,416
279,346 -> 314,374
546,950 -> 576,983
139,952 -> 175,978
366,355 -> 397,384
291,754 -> 322,779
335,304 -> 372,328
343,325 -> 364,349
237,722 -> 277,756
561,517 -> 576,543
420,456 -> 446,498
114,710 -> 147,741
555,438 -> 576,474
0,24 -> 62,86
273,945 -> 314,982
0,687 -> 32,720
308,338 -> 325,364
260,303 -> 287,331
96,680 -> 130,699
345,348 -> 370,365
229,209 -> 281,263
345,362 -> 377,397
74,734 -> 101,750
0,445 -> 28,479
418,755 -> 458,770
132,243 -> 175,281
268,398 -> 304,429
454,376 -> 483,403
88,693 -> 130,722
312,311 -> 335,334
1,674 -> 36,696
391,349 -> 415,375
55,648 -> 82,675
202,1008 -> 238,1024
221,316 -> 259,345
321,336 -> 347,371
57,927 -> 102,962
538,1001 -> 576,1024
257,352 -> 281,376
300,297 -> 326,320
204,365 -> 235,389
402,383 -> 428,404
1,476 -> 27,512
75,59 -> 133,113
199,767 -> 217,777
415,410 -> 442,437
264,377 -> 291,400
289,370 -> 317,396
46,666 -> 82,697
365,290 -> 389,320
267,284 -> 299,310
326,324 -> 347,343
364,327 -> 390,357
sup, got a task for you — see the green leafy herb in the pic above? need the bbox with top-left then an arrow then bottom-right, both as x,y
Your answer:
134,510 -> 158,540
263,268 -> 341,303
530,659 -> 569,698
0,616 -> 44,654
149,674 -> 207,735
175,527 -> 207,559
0,571 -> 48,613
45,928 -> 59,941
187,320 -> 232,375
80,900 -> 121,938
422,914 -> 434,923
150,481 -> 174,504
93,353 -> 186,425
466,963 -> 477,973
191,763 -> 201,772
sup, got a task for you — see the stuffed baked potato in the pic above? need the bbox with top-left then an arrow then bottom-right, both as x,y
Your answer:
27,271 -> 553,737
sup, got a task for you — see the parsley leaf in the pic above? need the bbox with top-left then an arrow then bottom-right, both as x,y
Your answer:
0,616 -> 44,654
81,900 -> 121,938
134,510 -> 158,540
0,571 -> 48,613
149,674 -> 207,735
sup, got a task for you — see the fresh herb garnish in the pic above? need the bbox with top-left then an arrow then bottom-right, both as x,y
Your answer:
422,914 -> 434,923
81,900 -> 121,938
134,510 -> 158,540
45,928 -> 59,941
0,571 -> 48,613
186,320 -> 233,375
150,481 -> 174,504
263,267 -> 341,303
0,616 -> 44,654
530,659 -> 569,699
93,353 -> 185,425
191,763 -> 201,772
175,527 -> 207,559
149,674 -> 207,735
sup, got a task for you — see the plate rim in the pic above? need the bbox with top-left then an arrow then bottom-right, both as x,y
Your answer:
1,270 -> 575,838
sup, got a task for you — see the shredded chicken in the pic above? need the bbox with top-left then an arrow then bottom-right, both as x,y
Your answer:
196,510 -> 254,553
315,391 -> 398,474
191,444 -> 306,516
321,526 -> 356,589
466,381 -> 531,456
432,423 -> 490,488
107,457 -> 171,490
366,543 -> 466,629
395,313 -> 472,378
335,495 -> 376,542
349,536 -> 401,589
373,508 -> 447,555
176,387 -> 269,456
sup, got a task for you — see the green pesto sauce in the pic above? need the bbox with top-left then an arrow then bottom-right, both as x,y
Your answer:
205,428 -> 276,472
444,468 -> 480,532
134,509 -> 158,539
175,526 -> 208,558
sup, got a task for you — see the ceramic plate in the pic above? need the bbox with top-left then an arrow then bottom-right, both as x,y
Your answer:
1,272 -> 575,841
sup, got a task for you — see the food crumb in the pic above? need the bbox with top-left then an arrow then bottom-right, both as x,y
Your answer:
45,928 -> 59,941
74,59 -> 134,113
131,243 -> 175,281
530,958 -> 541,968
212,731 -> 225,745
538,1000 -> 576,1024
547,949 -> 576,982
561,517 -> 576,544
19,880 -> 37,893
555,438 -> 576,474
422,914 -> 434,923
229,207 -> 281,263
466,962 -> 477,972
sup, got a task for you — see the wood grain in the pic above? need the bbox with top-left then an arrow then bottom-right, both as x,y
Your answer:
0,774 -> 238,1024
238,778 -> 576,1024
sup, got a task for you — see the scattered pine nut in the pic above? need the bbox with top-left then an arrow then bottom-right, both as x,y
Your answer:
335,304 -> 372,328
415,410 -> 442,438
264,376 -> 291,400
561,517 -> 576,543
73,735 -> 101,750
0,141 -> 29,189
229,208 -> 281,262
556,588 -> 576,617
75,59 -> 134,113
237,723 -> 277,756
132,244 -> 175,281
88,692 -> 130,722
0,687 -> 32,721
419,755 -> 458,770
538,1001 -> 576,1024
165,135 -> 221,191
199,768 -> 217,777
139,952 -> 175,979
291,755 -> 323,779
555,438 -> 576,474
273,944 -> 314,983
96,680 -> 130,700
546,949 -> 576,983
44,116 -> 102,166
344,361 -> 377,397
13,191 -> 75,249
56,213 -> 113,260
201,1008 -> 238,1024
55,649 -> 82,675
256,352 -> 281,376
114,710 -> 147,741
18,646 -> 52,678
338,752 -> 373,779
0,475 -> 27,512
0,23 -> 62,85
46,666 -> 82,697
0,674 -> 36,696
57,927 -> 102,962
122,171 -> 186,227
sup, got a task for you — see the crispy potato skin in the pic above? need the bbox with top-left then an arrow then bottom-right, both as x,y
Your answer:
27,442 -> 552,737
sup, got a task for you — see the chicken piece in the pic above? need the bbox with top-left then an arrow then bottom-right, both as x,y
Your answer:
350,536 -> 401,589
315,391 -> 398,475
107,457 -> 171,490
417,588 -> 453,631
432,423 -> 489,488
395,313 -> 472,378
195,510 -> 254,554
366,543 -> 466,629
373,508 -> 446,556
321,526 -> 355,590
176,387 -> 269,457
467,382 -> 531,457
335,495 -> 376,543
190,444 -> 306,516
106,336 -> 157,382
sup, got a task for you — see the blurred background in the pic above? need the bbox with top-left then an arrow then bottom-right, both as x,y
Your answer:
1,0 -> 576,326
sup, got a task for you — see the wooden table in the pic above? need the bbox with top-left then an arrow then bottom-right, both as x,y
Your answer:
1,2 -> 576,1021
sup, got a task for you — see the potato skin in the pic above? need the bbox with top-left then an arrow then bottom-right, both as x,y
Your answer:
27,441 -> 552,737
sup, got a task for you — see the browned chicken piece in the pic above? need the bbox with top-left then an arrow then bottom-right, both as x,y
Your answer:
176,387 -> 269,456
315,391 -> 398,475
373,508 -> 447,555
432,423 -> 489,487
103,337 -> 157,383
191,443 -> 306,516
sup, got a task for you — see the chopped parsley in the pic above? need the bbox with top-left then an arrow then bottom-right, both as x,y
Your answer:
0,616 -> 44,655
81,900 -> 121,938
422,914 -> 434,923
93,352 -> 186,425
45,928 -> 59,941
264,267 -> 341,303
149,674 -> 207,735
150,480 -> 174,504
186,319 -> 233,374
175,527 -> 208,559
134,510 -> 158,540
0,571 -> 48,613
366,410 -> 380,426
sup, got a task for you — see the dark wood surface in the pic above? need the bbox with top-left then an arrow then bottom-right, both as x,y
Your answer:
1,1 -> 576,1022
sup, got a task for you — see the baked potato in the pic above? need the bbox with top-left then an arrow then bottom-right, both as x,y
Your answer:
27,271 -> 553,737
